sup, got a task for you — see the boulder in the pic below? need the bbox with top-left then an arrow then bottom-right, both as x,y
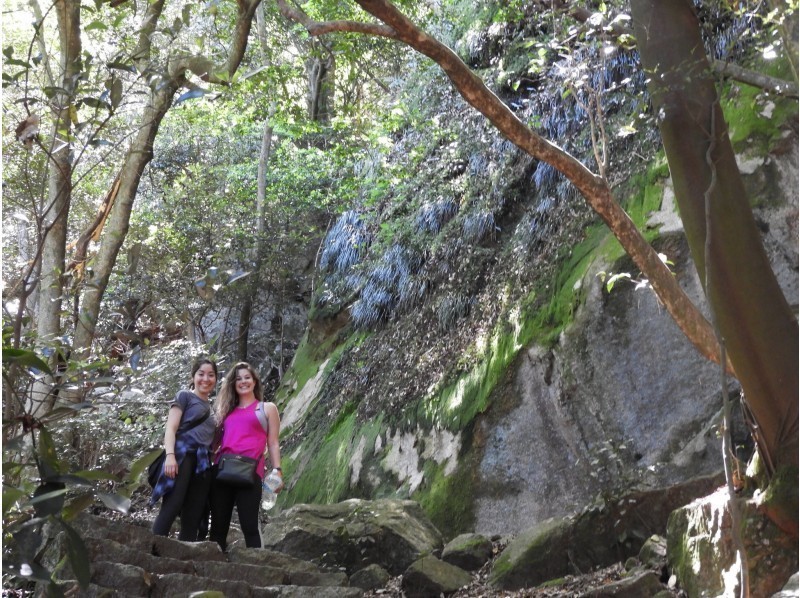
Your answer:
401,555 -> 473,597
638,535 -> 667,570
261,498 -> 443,574
441,533 -> 493,571
667,487 -> 798,597
349,563 -> 391,590
489,475 -> 723,590
90,562 -> 152,596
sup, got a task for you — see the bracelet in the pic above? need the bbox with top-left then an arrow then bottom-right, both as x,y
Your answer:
166,452 -> 175,456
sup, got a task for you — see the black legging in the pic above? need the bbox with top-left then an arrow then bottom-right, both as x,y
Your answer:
152,452 -> 212,541
209,469 -> 262,550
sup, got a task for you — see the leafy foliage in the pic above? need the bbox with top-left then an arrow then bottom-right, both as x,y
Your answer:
320,211 -> 373,274
414,197 -> 459,234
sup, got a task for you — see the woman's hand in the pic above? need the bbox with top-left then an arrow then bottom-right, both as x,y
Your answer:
165,453 -> 178,479
272,468 -> 285,493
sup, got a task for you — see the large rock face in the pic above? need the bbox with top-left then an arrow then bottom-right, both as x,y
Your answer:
475,234 -> 731,534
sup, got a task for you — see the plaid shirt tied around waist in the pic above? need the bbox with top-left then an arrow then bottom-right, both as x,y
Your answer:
149,438 -> 211,505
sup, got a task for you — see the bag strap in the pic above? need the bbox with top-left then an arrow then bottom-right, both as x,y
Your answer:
177,406 -> 211,435
255,401 -> 269,435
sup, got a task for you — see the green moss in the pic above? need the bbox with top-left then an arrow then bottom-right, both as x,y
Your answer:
622,155 -> 670,232
417,458 -> 477,540
275,331 -> 357,413
279,411 -> 387,510
722,59 -> 798,154
759,464 -> 799,533
281,411 -> 360,506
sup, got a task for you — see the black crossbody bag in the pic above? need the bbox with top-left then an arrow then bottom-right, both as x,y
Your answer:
215,402 -> 270,487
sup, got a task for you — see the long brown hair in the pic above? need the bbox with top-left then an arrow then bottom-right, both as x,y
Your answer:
215,362 -> 264,425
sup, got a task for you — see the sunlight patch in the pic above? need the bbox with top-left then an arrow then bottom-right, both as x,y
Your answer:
281,358 -> 330,430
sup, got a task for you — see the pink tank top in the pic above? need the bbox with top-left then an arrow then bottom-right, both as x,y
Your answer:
216,402 -> 268,479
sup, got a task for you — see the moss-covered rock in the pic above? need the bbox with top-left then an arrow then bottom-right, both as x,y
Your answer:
402,554 -> 473,597
441,532 -> 494,571
261,499 -> 443,576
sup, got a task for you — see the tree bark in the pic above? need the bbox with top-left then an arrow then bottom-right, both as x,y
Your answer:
71,83 -> 181,359
237,108 -> 277,361
29,0 -> 81,418
630,0 -> 798,473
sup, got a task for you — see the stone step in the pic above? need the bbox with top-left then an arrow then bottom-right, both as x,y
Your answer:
43,513 -> 359,597
61,561 -> 362,598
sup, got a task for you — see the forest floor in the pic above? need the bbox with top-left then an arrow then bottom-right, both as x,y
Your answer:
362,539 -> 686,597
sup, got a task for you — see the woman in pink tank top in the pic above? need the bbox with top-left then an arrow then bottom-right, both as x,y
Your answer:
209,362 -> 283,550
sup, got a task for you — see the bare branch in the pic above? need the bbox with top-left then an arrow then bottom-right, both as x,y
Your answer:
712,60 -> 798,99
276,0 -> 398,39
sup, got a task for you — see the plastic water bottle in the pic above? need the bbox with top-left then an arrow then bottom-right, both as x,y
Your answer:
261,469 -> 282,511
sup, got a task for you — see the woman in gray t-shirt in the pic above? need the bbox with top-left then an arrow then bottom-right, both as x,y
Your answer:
151,358 -> 218,541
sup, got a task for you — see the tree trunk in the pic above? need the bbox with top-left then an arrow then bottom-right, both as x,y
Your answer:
29,0 -> 81,418
71,83 -> 181,360
307,53 -> 335,123
631,0 -> 798,479
237,111 -> 277,361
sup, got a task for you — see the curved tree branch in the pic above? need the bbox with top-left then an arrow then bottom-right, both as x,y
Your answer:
276,0 -> 734,374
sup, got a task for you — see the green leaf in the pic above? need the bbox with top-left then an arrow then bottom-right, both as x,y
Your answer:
129,447 -> 163,483
80,96 -> 111,110
109,76 -> 123,108
38,428 -> 62,477
106,61 -> 136,73
5,58 -> 32,68
2,485 -> 27,514
57,519 -> 91,588
85,19 -> 108,31
41,402 -> 95,423
46,474 -> 94,487
28,484 -> 67,517
62,492 -> 95,521
70,469 -> 118,482
97,492 -> 130,514
42,86 -> 69,98
226,270 -> 250,285
2,348 -> 52,375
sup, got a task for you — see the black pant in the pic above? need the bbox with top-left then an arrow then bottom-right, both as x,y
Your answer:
209,469 -> 262,550
152,452 -> 212,541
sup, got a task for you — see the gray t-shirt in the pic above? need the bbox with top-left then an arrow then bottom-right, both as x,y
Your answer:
170,390 -> 216,448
